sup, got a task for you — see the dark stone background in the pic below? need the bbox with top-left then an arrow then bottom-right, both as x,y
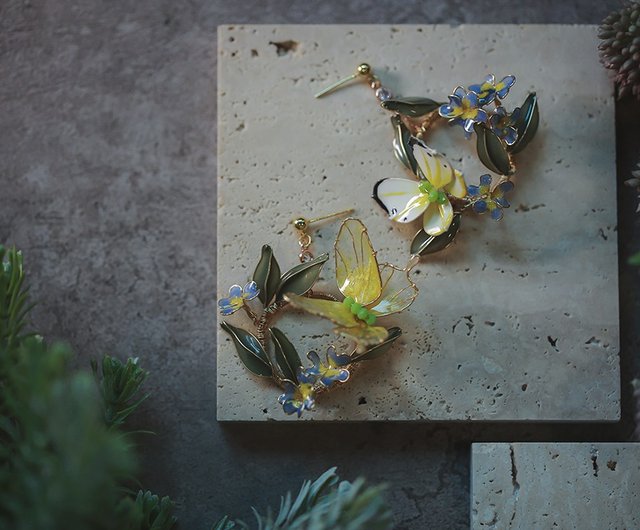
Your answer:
1,1 -> 638,528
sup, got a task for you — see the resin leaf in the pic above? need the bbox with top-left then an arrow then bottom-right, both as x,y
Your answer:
381,97 -> 442,117
410,213 -> 461,256
509,92 -> 539,154
253,244 -> 281,305
276,253 -> 329,300
475,124 -> 512,176
351,327 -> 402,362
269,327 -> 302,383
220,321 -> 272,377
390,115 -> 418,173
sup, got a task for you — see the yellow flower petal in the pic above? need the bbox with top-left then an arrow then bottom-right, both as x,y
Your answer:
444,169 -> 467,199
412,143 -> 454,189
422,199 -> 453,236
373,178 -> 427,223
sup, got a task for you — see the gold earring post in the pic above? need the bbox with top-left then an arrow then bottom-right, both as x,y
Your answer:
314,63 -> 372,98
293,208 -> 354,231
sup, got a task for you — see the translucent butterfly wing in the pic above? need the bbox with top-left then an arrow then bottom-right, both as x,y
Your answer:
373,178 -> 428,223
334,325 -> 389,348
369,263 -> 419,317
284,293 -> 358,328
334,219 -> 382,306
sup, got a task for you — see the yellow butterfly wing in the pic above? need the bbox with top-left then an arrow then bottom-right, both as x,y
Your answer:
335,325 -> 389,348
334,219 -> 382,306
284,293 -> 358,327
285,293 -> 388,348
369,263 -> 419,317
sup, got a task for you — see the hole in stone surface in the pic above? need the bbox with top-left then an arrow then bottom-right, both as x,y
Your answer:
358,396 -> 367,405
269,40 -> 299,56
591,448 -> 599,477
607,460 -> 617,471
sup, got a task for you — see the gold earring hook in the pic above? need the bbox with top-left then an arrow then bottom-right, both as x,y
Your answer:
292,208 -> 354,262
314,63 -> 372,98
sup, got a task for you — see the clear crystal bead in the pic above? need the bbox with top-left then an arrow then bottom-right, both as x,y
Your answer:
375,87 -> 392,101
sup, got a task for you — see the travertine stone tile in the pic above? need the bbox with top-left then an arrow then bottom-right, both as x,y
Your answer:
472,443 -> 640,529
217,25 -> 619,421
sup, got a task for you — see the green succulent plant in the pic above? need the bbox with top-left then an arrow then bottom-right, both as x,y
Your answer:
599,2 -> 640,98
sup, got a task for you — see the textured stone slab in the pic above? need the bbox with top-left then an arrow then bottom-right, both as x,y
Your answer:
217,25 -> 619,421
471,443 -> 640,529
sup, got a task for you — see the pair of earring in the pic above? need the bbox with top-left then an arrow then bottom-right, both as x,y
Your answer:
218,63 -> 540,417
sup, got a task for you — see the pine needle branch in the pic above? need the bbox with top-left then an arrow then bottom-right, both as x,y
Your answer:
217,468 -> 393,530
0,245 -> 34,353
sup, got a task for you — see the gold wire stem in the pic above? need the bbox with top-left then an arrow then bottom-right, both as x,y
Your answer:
254,291 -> 338,348
306,290 -> 339,302
409,111 -> 441,139
242,303 -> 259,325
256,300 -> 287,348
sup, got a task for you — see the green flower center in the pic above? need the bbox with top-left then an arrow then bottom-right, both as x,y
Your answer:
418,181 -> 447,204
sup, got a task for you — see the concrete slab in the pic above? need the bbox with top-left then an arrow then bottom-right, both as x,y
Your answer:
471,443 -> 640,529
217,25 -> 619,421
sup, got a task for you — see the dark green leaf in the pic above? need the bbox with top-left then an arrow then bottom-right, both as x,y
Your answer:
269,327 -> 302,383
351,327 -> 402,362
475,124 -> 512,176
381,97 -> 443,117
220,321 -> 272,377
390,115 -> 418,174
410,214 -> 461,256
253,245 -> 281,305
628,250 -> 640,266
509,92 -> 539,154
276,253 -> 329,300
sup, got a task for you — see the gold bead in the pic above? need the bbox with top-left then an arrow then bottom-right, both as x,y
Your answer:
357,63 -> 371,76
293,217 -> 307,230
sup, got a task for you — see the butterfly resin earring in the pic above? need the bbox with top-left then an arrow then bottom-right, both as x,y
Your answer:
316,63 -> 540,257
218,212 -> 418,417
